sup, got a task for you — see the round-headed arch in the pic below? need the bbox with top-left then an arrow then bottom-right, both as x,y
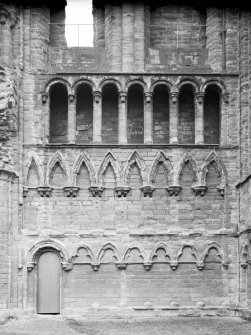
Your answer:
44,77 -> 71,95
98,78 -> 122,92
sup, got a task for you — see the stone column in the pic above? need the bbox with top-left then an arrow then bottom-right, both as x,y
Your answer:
93,91 -> 102,143
144,92 -> 153,144
41,92 -> 49,144
169,92 -> 179,144
195,92 -> 204,144
0,7 -> 14,65
68,94 -> 76,143
119,92 -> 127,144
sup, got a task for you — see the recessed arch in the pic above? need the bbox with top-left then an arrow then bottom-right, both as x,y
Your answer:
174,152 -> 199,185
149,151 -> 172,185
149,242 -> 174,263
122,151 -> 148,185
25,152 -> 44,187
178,84 -> 195,144
127,84 -> 144,143
71,152 -> 96,186
200,151 -> 227,187
204,84 -> 221,144
97,243 -> 121,263
46,151 -> 70,187
97,151 -> 121,186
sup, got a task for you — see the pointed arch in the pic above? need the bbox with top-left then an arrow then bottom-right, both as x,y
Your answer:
71,152 -> 96,186
26,238 -> 69,270
149,242 -> 174,263
149,151 -> 172,185
46,151 -> 70,186
123,244 -> 147,263
201,242 -> 225,263
176,244 -> 199,263
122,151 -> 148,185
173,152 -> 198,185
97,243 -> 121,263
71,244 -> 95,263
24,152 -> 44,186
96,152 -> 121,186
200,151 -> 227,187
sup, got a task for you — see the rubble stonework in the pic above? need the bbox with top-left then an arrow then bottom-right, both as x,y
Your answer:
0,0 -> 251,316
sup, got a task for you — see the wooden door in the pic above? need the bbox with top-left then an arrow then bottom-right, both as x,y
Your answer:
37,251 -> 60,314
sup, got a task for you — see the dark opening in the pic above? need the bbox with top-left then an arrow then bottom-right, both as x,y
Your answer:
127,84 -> 144,144
76,84 -> 93,144
102,84 -> 119,143
49,83 -> 68,143
178,84 -> 195,144
153,85 -> 170,143
204,86 -> 220,144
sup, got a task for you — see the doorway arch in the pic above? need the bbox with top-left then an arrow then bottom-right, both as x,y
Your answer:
37,251 -> 60,314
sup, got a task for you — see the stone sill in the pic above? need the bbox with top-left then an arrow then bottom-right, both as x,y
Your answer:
24,143 -> 238,150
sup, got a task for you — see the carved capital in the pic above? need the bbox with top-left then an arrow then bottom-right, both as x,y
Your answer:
196,92 -> 204,104
140,185 -> 155,197
23,187 -> 29,197
170,91 -> 179,104
64,186 -> 79,197
41,92 -> 48,104
37,186 -> 53,197
144,92 -> 153,103
119,92 -> 127,103
116,262 -> 127,270
143,262 -> 152,271
89,186 -> 104,197
192,185 -> 207,197
91,262 -> 100,271
68,93 -> 75,103
222,92 -> 230,104
166,185 -> 182,197
217,186 -> 225,197
115,186 -> 130,198
93,91 -> 102,103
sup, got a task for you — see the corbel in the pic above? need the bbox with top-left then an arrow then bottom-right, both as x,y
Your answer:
91,262 -> 100,271
170,91 -> 179,104
37,186 -> 53,197
116,262 -> 127,270
170,260 -> 178,271
192,185 -> 208,197
140,185 -> 155,198
119,92 -> 127,103
23,187 -> 29,197
222,92 -> 230,104
144,92 -> 153,103
64,186 -> 79,197
93,91 -> 102,103
115,186 -> 130,198
68,93 -> 75,103
196,92 -> 205,104
143,262 -> 152,271
196,260 -> 205,271
89,186 -> 104,197
61,261 -> 73,271
27,262 -> 35,272
166,185 -> 182,197
41,92 -> 48,104
217,186 -> 225,197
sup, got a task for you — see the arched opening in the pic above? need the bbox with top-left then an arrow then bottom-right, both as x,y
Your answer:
76,84 -> 93,143
102,84 -> 119,143
178,84 -> 195,144
153,85 -> 170,143
127,84 -> 144,143
37,251 -> 60,314
49,83 -> 68,143
204,85 -> 220,144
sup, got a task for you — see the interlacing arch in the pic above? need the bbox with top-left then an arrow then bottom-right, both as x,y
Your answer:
149,151 -> 172,185
149,242 -> 174,263
173,152 -> 199,185
71,244 -> 96,263
24,151 -> 44,186
201,242 -> 226,264
46,151 -> 70,187
200,151 -> 227,187
123,244 -> 147,263
97,243 -> 122,263
176,244 -> 199,263
122,150 -> 148,185
96,151 -> 122,186
71,152 -> 96,186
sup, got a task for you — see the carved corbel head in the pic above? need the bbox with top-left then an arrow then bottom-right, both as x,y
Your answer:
68,93 -> 75,103
222,92 -> 230,104
145,92 -> 153,103
170,91 -> 179,104
93,91 -> 102,103
196,92 -> 205,104
41,92 -> 48,104
119,92 -> 127,103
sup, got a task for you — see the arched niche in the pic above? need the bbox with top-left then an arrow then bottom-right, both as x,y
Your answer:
204,85 -> 220,144
76,83 -> 93,143
178,84 -> 195,144
153,84 -> 170,144
49,83 -> 68,143
127,84 -> 144,144
101,83 -> 119,143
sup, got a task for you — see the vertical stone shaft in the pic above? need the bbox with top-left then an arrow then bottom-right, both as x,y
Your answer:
122,3 -> 134,72
0,18 -> 11,65
169,93 -> 178,144
68,95 -> 76,143
93,91 -> 102,143
195,94 -> 204,144
119,93 -> 127,144
134,2 -> 145,72
144,93 -> 153,143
